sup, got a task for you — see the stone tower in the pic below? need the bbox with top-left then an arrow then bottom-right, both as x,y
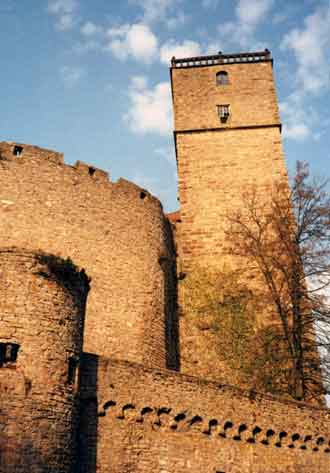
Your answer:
170,50 -> 290,384
171,49 -> 288,271
0,249 -> 89,473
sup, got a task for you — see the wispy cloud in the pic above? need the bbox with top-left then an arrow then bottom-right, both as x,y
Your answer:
279,3 -> 330,141
165,11 -> 188,30
106,23 -> 158,63
217,0 -> 274,48
281,4 -> 330,94
48,0 -> 79,31
280,98 -> 311,142
160,39 -> 202,64
81,21 -> 103,36
124,76 -> 172,135
155,146 -> 176,166
132,0 -> 177,24
131,0 -> 188,31
59,65 -> 84,87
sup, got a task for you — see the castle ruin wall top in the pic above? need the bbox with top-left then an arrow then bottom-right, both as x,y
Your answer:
0,141 -> 177,370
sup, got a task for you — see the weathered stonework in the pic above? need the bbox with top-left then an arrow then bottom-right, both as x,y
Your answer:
0,141 -> 178,371
0,249 -> 89,473
171,51 -> 292,384
79,357 -> 330,473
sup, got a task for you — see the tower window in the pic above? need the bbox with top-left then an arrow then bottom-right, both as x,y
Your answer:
216,71 -> 229,85
0,343 -> 20,367
68,356 -> 79,386
217,105 -> 230,123
13,145 -> 23,157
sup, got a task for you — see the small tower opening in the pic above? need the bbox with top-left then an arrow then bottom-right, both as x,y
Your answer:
216,71 -> 229,85
217,104 -> 230,123
0,342 -> 20,367
13,145 -> 23,157
67,356 -> 79,387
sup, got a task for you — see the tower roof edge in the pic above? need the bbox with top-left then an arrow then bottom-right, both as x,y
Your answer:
171,49 -> 272,68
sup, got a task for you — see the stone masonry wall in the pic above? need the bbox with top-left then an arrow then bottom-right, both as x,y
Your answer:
0,248 -> 89,473
175,126 -> 287,271
175,126 -> 288,383
79,357 -> 330,473
0,142 -> 178,370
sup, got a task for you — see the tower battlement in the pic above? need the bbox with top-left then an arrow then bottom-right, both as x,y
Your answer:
171,49 -> 272,68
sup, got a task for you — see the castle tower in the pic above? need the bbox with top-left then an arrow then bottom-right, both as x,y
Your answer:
171,50 -> 287,270
0,249 -> 89,473
170,51 -> 289,384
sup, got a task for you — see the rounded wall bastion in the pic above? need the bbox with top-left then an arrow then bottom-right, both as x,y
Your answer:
0,248 -> 90,473
0,141 -> 178,370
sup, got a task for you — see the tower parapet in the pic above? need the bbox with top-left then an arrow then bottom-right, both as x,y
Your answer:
171,49 -> 272,68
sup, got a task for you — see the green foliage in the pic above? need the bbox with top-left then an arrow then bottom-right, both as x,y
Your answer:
181,265 -> 294,395
181,266 -> 256,382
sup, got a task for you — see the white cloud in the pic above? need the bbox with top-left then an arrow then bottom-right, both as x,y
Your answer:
74,39 -> 102,54
131,0 -> 187,31
281,5 -> 330,94
132,0 -> 177,24
236,0 -> 273,30
48,0 -> 78,31
106,23 -> 158,63
81,21 -> 102,36
165,11 -> 188,30
60,66 -> 84,87
124,76 -> 172,136
279,93 -> 313,142
217,0 -> 274,48
282,123 -> 311,141
160,39 -> 202,64
48,0 -> 77,14
155,146 -> 176,166
279,5 -> 330,142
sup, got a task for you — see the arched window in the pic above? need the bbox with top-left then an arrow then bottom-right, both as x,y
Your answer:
216,71 -> 229,85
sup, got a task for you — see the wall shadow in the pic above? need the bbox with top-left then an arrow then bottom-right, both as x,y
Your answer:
164,218 -> 180,371
77,353 -> 99,473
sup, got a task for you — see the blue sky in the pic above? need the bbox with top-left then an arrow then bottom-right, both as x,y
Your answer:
1,0 -> 329,211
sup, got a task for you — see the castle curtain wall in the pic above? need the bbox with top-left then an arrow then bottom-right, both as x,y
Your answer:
0,142 -> 177,370
80,357 -> 330,473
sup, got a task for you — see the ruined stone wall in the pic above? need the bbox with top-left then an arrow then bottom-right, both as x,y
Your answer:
0,249 -> 89,473
79,357 -> 330,473
175,126 -> 287,271
0,142 -> 178,370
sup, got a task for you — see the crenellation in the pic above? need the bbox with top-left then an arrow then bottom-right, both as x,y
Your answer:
74,160 -> 110,182
0,141 -> 64,165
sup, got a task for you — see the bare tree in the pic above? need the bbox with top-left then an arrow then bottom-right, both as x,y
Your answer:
228,162 -> 330,403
